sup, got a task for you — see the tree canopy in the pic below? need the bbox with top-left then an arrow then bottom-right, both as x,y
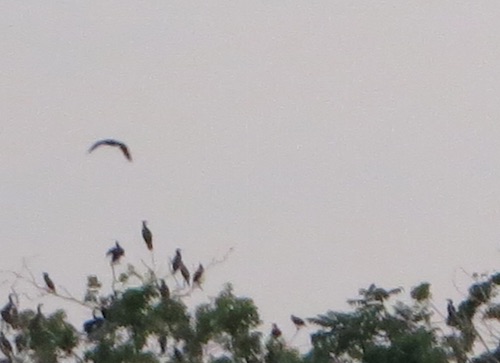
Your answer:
0,248 -> 500,363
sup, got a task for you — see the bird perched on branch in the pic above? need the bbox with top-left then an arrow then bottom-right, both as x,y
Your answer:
271,323 -> 282,338
106,241 -> 125,263
158,334 -> 167,354
291,315 -> 306,329
88,139 -> 132,161
172,249 -> 182,273
193,264 -> 204,287
159,279 -> 170,300
180,263 -> 190,286
83,310 -> 105,337
1,294 -> 19,329
0,332 -> 12,360
173,347 -> 184,362
43,273 -> 56,293
446,299 -> 458,326
142,221 -> 153,251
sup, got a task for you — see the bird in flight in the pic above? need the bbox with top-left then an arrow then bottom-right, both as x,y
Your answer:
142,221 -> 153,251
43,273 -> 56,293
88,139 -> 132,161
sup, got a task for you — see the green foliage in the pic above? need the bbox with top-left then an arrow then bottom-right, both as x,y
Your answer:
3,265 -> 500,363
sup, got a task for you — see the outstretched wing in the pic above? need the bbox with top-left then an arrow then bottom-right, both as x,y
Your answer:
118,144 -> 132,161
88,139 -> 132,162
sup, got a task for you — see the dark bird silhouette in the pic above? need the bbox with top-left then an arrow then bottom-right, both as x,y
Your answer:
192,264 -> 204,286
271,323 -> 282,338
83,310 -> 105,337
1,294 -> 18,329
159,279 -> 170,300
43,272 -> 56,293
142,221 -> 153,251
0,333 -> 12,359
180,263 -> 190,286
158,334 -> 167,354
14,334 -> 27,353
172,249 -> 182,273
173,347 -> 184,362
291,315 -> 306,329
446,299 -> 458,326
29,304 -> 45,331
88,139 -> 132,161
106,241 -> 125,263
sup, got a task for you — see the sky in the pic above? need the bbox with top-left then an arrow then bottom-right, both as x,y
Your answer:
1,0 -> 500,350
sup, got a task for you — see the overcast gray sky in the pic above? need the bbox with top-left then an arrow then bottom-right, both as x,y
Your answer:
1,0 -> 500,347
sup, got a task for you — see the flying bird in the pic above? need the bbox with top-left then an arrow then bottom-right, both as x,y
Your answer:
172,249 -> 182,273
43,273 -> 56,293
106,241 -> 125,263
88,139 -> 132,161
142,221 -> 153,251
271,323 -> 282,338
192,264 -> 204,286
291,315 -> 306,329
180,263 -> 190,286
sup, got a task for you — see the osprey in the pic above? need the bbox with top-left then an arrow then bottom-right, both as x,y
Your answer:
142,221 -> 153,250
88,139 -> 132,161
43,273 -> 56,293
106,241 -> 125,263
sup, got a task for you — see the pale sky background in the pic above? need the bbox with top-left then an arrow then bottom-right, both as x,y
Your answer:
1,0 -> 500,351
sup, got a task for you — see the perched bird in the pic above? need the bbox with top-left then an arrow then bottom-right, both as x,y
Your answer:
0,333 -> 12,359
14,334 -> 27,353
106,241 -> 125,263
142,221 -> 153,251
172,249 -> 182,273
43,273 -> 56,293
30,304 -> 45,331
192,264 -> 204,286
446,299 -> 458,326
291,315 -> 306,329
159,279 -> 170,300
271,323 -> 282,338
180,263 -> 190,286
158,334 -> 167,354
83,310 -> 105,337
1,294 -> 19,329
173,347 -> 184,362
88,139 -> 132,161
